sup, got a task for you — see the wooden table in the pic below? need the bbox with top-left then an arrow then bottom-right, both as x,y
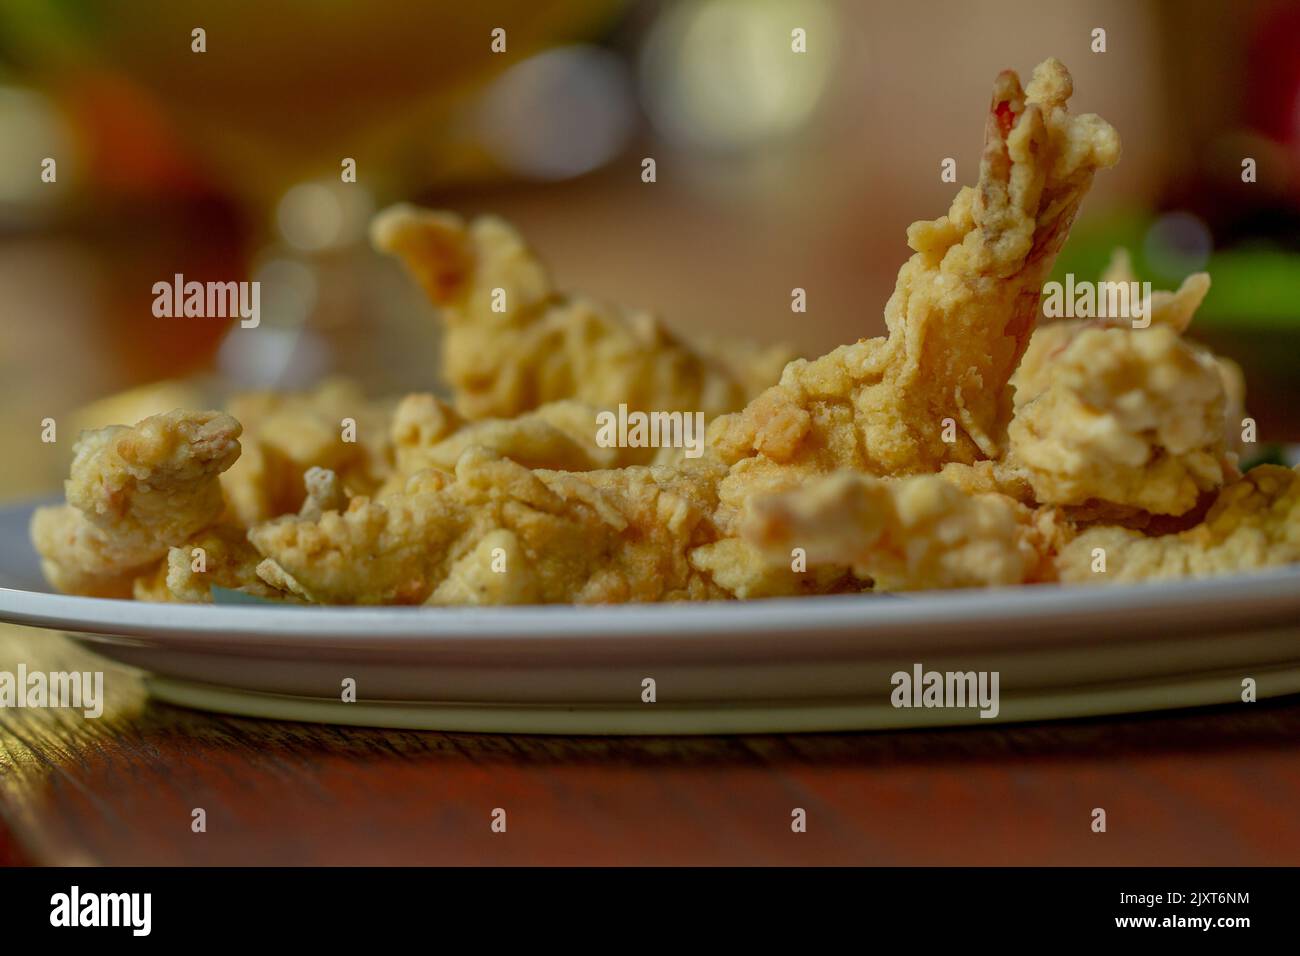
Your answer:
2,621 -> 1299,866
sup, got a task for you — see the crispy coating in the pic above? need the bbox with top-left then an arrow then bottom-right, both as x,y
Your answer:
159,524 -> 288,603
1057,465 -> 1300,583
739,472 -> 1058,591
130,560 -> 173,602
384,394 -> 642,490
370,204 -> 795,421
707,60 -> 1118,515
1008,324 -> 1229,515
1102,250 -> 1248,456
31,410 -> 241,597
1011,254 -> 1213,406
1007,266 -> 1235,516
1011,259 -> 1213,406
249,449 -> 728,605
221,379 -> 395,525
298,466 -> 349,520
936,459 -> 1036,502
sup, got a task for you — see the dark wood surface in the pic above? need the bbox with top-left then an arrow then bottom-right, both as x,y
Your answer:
2,622 -> 1299,866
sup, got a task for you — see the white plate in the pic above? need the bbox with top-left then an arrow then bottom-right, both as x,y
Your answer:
2,498 -> 1298,733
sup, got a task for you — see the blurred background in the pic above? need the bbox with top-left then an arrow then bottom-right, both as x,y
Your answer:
1,0 -> 1298,499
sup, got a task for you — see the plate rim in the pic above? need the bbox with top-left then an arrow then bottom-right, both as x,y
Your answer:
3,567 -> 1299,646
140,663 -> 1300,734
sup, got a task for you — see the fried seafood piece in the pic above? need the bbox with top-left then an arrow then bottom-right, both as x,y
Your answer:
704,59 -> 1119,555
128,559 -> 173,602
1011,250 -> 1214,405
383,394 -> 646,491
146,467 -> 349,603
248,449 -> 729,605
133,524 -> 288,603
708,61 -> 1118,483
736,472 -> 1060,592
1006,263 -> 1235,516
1056,465 -> 1300,583
370,204 -> 795,420
693,59 -> 1118,601
298,465 -> 349,520
30,410 -> 242,597
937,459 -> 1036,502
1008,325 -> 1228,516
221,379 -> 395,525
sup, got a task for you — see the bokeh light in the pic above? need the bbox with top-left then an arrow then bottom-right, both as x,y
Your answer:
479,45 -> 635,180
276,180 -> 374,252
215,256 -> 324,388
1144,211 -> 1213,278
638,0 -> 835,152
252,257 -> 319,328
0,85 -> 76,211
217,324 -> 329,390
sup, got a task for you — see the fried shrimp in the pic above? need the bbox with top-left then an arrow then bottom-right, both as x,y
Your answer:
31,410 -> 241,597
371,205 -> 795,421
